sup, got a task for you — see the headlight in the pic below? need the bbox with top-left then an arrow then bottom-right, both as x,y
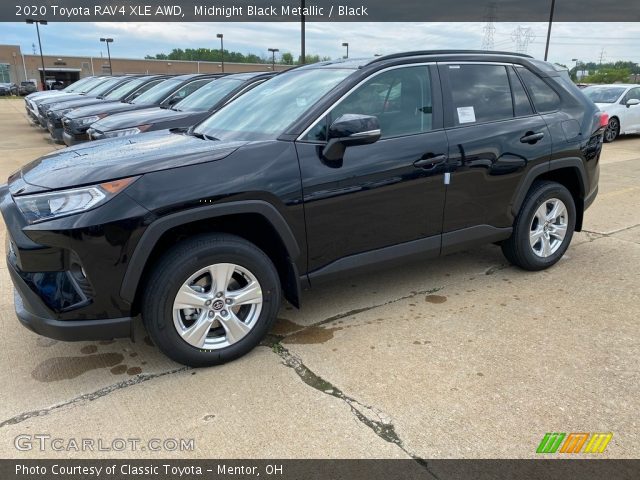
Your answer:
14,177 -> 139,224
102,125 -> 151,138
76,115 -> 103,126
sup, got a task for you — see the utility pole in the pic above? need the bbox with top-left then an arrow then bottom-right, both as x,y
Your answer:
598,48 -> 606,65
300,0 -> 306,64
481,2 -> 497,51
268,48 -> 279,71
100,38 -> 114,75
544,0 -> 556,61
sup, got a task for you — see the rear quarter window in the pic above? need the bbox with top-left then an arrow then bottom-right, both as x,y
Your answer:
516,66 -> 561,113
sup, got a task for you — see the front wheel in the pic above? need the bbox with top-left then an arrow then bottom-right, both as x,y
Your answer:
142,234 -> 281,367
604,117 -> 619,143
501,181 -> 576,271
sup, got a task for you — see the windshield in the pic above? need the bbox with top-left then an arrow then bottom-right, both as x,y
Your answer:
77,77 -> 110,94
63,77 -> 95,92
131,79 -> 180,104
89,77 -> 129,97
194,68 -> 352,141
105,77 -> 147,100
583,86 -> 627,103
175,78 -> 242,112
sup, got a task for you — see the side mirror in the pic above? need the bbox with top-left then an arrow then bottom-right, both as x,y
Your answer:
626,98 -> 640,107
322,114 -> 381,162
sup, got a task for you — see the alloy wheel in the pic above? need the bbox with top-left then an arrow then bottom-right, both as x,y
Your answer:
529,198 -> 568,258
172,263 -> 263,349
605,118 -> 619,142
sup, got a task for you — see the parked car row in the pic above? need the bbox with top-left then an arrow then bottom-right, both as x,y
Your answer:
6,51 -> 608,367
0,82 -> 19,96
24,72 -> 276,146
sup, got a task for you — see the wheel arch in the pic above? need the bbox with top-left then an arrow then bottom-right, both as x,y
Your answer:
121,201 -> 303,314
512,159 -> 587,231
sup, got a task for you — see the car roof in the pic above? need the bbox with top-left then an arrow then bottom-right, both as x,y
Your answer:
171,73 -> 222,81
585,84 -> 639,88
223,72 -> 277,81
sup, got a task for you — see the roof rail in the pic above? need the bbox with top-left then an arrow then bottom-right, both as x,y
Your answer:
366,50 -> 533,65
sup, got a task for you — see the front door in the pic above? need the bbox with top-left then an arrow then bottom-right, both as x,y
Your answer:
295,64 -> 449,274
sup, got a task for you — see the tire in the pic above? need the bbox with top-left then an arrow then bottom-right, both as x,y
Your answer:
142,233 -> 281,367
501,181 -> 576,271
603,117 -> 619,143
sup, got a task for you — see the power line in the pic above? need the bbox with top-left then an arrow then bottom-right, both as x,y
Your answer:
511,26 -> 535,54
481,2 -> 497,50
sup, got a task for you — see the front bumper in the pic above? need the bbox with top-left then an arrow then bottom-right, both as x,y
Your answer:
63,124 -> 90,146
47,118 -> 64,142
10,264 -> 132,341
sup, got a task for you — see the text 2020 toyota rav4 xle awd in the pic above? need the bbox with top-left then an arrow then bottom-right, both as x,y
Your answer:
1,52 -> 605,367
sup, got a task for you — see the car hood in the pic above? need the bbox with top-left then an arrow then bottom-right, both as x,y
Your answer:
12,130 -> 247,192
50,97 -> 116,113
92,107 -> 198,131
37,93 -> 90,107
65,101 -> 149,120
594,103 -> 619,111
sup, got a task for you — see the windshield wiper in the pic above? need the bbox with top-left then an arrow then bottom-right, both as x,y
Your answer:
191,131 -> 218,141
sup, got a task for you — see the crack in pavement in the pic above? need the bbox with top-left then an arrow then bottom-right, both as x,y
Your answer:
0,366 -> 190,429
269,341 -> 439,478
582,222 -> 640,238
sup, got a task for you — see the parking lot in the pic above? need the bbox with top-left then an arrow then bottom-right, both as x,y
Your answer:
0,96 -> 638,459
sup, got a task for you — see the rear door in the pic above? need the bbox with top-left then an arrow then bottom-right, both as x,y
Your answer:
438,62 -> 552,249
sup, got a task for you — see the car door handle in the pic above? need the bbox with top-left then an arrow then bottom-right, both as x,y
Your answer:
520,132 -> 545,144
414,154 -> 447,169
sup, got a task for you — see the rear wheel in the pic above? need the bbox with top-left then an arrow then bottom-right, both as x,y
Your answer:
604,117 -> 619,143
142,234 -> 281,367
501,181 -> 576,271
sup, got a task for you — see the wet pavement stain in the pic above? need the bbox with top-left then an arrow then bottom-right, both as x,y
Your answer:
129,352 -> 138,358
270,318 -> 304,336
127,367 -> 142,376
80,345 -> 98,355
425,295 -> 447,304
282,325 -> 343,345
110,364 -> 128,375
32,353 -> 125,382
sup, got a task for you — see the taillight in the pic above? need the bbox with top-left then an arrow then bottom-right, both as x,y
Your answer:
599,112 -> 609,128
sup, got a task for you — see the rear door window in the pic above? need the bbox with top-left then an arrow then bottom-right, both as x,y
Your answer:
445,64 -> 514,125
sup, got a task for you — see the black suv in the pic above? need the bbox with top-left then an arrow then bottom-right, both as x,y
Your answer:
1,51 -> 604,367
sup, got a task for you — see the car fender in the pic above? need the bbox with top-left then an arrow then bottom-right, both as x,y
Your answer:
120,200 -> 301,304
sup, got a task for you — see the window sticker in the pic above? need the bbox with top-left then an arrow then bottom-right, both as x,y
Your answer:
457,106 -> 476,124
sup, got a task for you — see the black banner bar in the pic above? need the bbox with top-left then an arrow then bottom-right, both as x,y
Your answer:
2,460 -> 640,480
3,0 -> 640,22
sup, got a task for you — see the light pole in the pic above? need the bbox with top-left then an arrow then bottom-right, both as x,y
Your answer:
26,19 -> 47,90
216,33 -> 224,73
342,42 -> 349,59
100,38 -> 113,75
300,0 -> 306,64
268,48 -> 279,71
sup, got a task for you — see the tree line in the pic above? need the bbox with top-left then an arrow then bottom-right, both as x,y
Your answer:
569,60 -> 640,84
145,48 -> 330,65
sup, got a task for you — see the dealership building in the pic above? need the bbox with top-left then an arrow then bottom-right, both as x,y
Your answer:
0,44 -> 289,89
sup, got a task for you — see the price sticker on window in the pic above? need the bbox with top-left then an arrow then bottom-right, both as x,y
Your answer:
457,106 -> 476,124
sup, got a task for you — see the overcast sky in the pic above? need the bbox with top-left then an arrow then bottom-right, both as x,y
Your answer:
2,22 -> 639,66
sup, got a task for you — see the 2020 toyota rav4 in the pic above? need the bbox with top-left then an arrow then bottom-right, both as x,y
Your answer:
1,51 -> 605,367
